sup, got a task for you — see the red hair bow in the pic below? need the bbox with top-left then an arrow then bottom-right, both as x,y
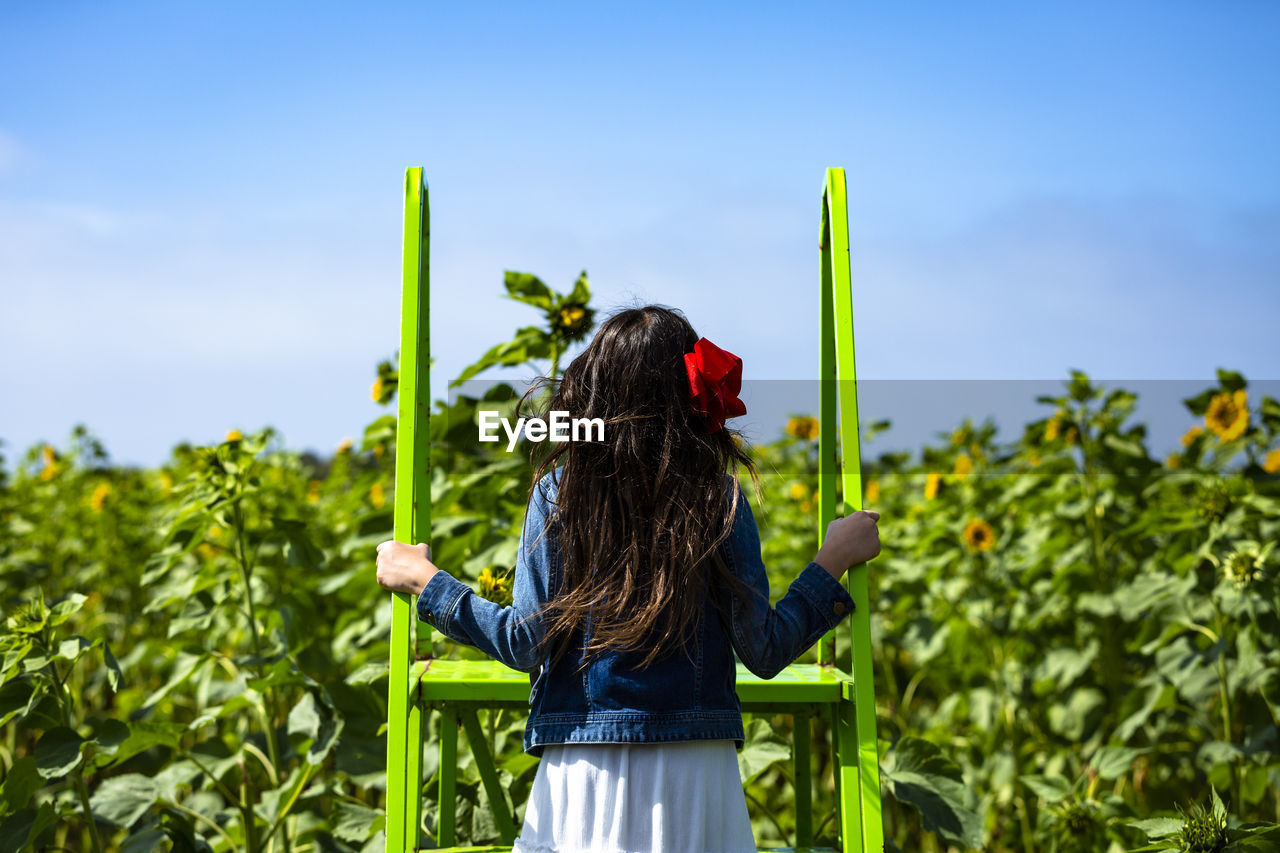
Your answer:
684,338 -> 747,433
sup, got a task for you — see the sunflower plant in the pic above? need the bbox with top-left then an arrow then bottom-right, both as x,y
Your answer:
450,269 -> 595,387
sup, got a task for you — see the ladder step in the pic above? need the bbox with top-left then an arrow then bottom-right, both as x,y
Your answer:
417,847 -> 839,852
414,660 -> 851,705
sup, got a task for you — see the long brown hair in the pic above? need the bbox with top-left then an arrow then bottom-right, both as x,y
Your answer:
518,305 -> 762,674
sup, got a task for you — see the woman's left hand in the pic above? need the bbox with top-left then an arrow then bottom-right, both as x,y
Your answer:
375,540 -> 440,596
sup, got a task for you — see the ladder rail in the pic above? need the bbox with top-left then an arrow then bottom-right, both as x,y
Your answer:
818,167 -> 884,852
388,166 -> 432,852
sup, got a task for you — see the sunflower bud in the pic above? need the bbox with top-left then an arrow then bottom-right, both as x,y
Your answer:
785,416 -> 819,441
1175,794 -> 1228,853
550,302 -> 594,341
1194,480 -> 1231,522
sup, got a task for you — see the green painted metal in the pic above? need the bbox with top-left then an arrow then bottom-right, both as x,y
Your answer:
387,166 -> 431,852
818,168 -> 885,852
460,709 -> 518,843
417,660 -> 848,704
387,167 -> 884,852
438,707 -> 458,847
420,846 -> 843,853
794,710 -> 812,846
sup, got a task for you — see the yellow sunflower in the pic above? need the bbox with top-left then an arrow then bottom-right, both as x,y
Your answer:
924,471 -> 940,501
865,479 -> 880,503
789,483 -> 809,501
336,437 -> 354,454
1044,412 -> 1063,442
226,429 -> 243,442
1180,425 -> 1203,447
1166,453 -> 1182,469
369,482 -> 385,508
1263,449 -> 1280,475
89,482 -> 111,512
306,479 -> 322,503
40,445 -> 58,481
478,567 -> 513,605
962,518 -> 995,552
786,416 -> 819,441
371,377 -> 384,402
551,303 -> 593,340
1205,390 -> 1248,441
953,453 -> 973,480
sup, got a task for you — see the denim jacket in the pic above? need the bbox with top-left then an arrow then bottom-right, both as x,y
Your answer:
417,468 -> 856,757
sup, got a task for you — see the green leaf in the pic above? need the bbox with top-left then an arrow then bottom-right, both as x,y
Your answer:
1127,817 -> 1184,839
48,593 -> 87,626
1183,388 -> 1217,416
1103,433 -> 1146,457
1260,395 -> 1280,431
89,773 -> 159,827
1047,688 -> 1105,740
345,662 -> 388,686
1020,774 -> 1071,803
1216,368 -> 1246,392
1242,763 -> 1272,806
106,720 -> 183,768
89,718 -> 131,757
882,736 -> 984,849
288,691 -> 321,740
332,800 -> 385,843
103,642 -> 122,692
1090,745 -> 1144,780
287,690 -> 344,765
736,718 -> 789,784
0,679 -> 38,728
55,634 -> 97,664
143,651 -> 209,710
188,738 -> 239,780
1,756 -> 42,812
168,592 -> 219,638
566,269 -> 591,304
1068,370 -> 1099,402
451,326 -> 550,387
0,802 -> 57,852
120,828 -> 169,853
34,726 -> 84,779
276,516 -> 326,570
504,271 -> 555,309
1,640 -> 33,679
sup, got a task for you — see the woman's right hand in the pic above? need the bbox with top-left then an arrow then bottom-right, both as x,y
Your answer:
814,509 -> 881,579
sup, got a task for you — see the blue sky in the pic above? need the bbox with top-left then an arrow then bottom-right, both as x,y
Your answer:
2,1 -> 1278,469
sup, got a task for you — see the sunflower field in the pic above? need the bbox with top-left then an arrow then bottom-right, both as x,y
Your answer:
2,272 -> 1279,852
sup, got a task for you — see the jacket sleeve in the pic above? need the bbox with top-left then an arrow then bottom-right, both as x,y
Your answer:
722,492 -> 856,679
416,477 -> 558,674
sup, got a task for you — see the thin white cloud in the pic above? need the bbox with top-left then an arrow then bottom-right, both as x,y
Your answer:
0,130 -> 20,173
3,189 -> 1277,470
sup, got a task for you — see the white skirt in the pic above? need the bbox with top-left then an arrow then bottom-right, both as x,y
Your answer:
511,739 -> 757,853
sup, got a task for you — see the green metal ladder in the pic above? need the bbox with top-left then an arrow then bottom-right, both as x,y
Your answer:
385,167 -> 884,852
